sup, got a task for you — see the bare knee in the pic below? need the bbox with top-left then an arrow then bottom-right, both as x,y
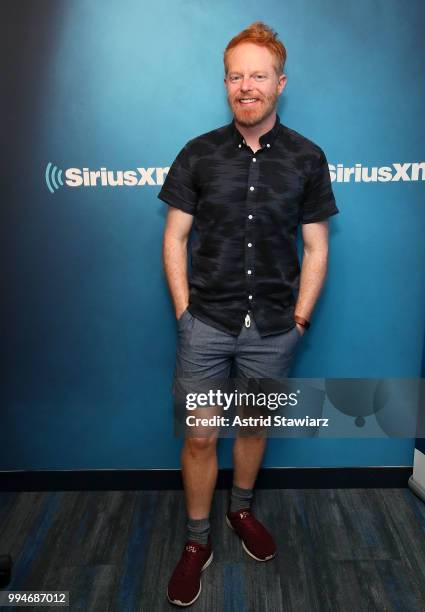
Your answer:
184,436 -> 217,456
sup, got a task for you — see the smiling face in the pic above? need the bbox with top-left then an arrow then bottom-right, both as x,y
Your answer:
224,42 -> 286,127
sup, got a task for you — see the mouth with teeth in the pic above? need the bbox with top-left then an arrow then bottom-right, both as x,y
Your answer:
238,97 -> 260,106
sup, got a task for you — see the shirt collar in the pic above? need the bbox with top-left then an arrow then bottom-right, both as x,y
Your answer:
230,113 -> 281,149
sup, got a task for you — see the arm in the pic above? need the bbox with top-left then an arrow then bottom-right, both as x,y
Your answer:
162,205 -> 194,319
295,220 -> 330,334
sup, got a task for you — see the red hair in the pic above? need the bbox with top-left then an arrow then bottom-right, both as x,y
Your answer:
224,22 -> 287,75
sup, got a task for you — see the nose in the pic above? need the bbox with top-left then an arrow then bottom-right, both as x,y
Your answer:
240,76 -> 254,91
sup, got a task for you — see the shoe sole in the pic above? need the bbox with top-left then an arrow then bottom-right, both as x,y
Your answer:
225,515 -> 276,562
167,551 -> 213,607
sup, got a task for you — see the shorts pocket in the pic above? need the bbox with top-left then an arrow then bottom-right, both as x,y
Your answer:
294,323 -> 304,339
177,308 -> 193,331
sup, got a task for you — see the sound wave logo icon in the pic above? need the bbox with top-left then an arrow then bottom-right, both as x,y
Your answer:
45,162 -> 64,193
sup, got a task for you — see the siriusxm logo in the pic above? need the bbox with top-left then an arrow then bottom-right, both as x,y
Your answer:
45,160 -> 425,193
330,162 -> 425,183
45,162 -> 64,193
45,163 -> 170,193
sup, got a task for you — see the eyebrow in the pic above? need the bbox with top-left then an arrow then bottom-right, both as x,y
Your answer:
228,70 -> 268,75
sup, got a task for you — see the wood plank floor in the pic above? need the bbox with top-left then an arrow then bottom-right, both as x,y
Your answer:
0,488 -> 424,611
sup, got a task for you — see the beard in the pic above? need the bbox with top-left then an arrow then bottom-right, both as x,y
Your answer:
227,88 -> 279,127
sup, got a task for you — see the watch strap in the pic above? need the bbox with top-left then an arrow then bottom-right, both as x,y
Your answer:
294,315 -> 311,330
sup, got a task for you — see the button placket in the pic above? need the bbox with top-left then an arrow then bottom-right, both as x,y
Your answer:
245,149 -> 259,310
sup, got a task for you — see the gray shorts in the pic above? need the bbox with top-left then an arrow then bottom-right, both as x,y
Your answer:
173,310 -> 302,436
174,308 -> 301,382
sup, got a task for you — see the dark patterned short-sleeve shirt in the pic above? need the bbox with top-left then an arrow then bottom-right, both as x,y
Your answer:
158,114 -> 339,337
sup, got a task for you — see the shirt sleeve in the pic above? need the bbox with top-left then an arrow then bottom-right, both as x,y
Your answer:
157,144 -> 198,215
301,147 -> 339,224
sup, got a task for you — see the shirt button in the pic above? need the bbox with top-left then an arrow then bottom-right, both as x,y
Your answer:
252,158 -> 256,162
248,295 -> 253,300
248,214 -> 253,220
266,143 -> 270,148
249,186 -> 254,191
248,242 -> 252,247
247,270 -> 252,275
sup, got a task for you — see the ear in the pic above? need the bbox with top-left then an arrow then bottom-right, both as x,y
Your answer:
278,74 -> 287,95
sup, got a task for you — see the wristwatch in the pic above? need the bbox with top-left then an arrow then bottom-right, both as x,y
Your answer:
294,315 -> 311,330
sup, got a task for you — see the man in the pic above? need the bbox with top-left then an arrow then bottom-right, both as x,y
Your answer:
158,21 -> 339,607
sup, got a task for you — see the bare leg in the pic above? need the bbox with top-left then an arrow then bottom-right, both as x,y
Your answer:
232,436 -> 267,489
181,436 -> 218,519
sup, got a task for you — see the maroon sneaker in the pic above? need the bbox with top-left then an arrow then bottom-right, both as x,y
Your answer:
226,509 -> 276,561
167,537 -> 213,607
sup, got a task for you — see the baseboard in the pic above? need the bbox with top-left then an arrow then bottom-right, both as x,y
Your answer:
408,474 -> 425,502
0,467 -> 413,491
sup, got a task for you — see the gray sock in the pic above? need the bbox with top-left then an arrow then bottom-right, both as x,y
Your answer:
187,517 -> 210,546
230,484 -> 254,513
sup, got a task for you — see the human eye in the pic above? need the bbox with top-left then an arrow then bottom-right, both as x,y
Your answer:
229,74 -> 241,83
254,74 -> 266,81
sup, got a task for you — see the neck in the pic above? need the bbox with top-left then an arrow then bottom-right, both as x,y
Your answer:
234,110 -> 277,150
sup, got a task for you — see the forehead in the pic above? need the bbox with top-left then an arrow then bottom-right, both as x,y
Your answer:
226,42 -> 276,73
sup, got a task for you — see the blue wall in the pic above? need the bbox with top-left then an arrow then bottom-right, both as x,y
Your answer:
2,0 -> 425,469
